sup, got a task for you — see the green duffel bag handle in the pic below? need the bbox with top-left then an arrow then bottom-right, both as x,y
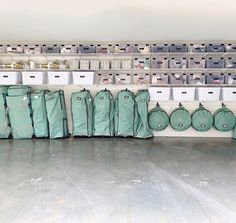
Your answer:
170,103 -> 191,131
213,103 -> 236,132
192,103 -> 213,132
148,103 -> 169,131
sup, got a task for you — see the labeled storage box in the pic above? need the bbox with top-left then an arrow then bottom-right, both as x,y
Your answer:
148,87 -> 171,101
151,57 -> 168,69
225,44 -> 236,52
169,73 -> 187,84
206,44 -> 225,52
133,73 -> 150,84
72,71 -> 95,85
151,73 -> 169,84
170,44 -> 187,52
188,58 -> 205,69
100,60 -> 110,70
97,73 -> 114,84
188,73 -> 206,85
22,71 -> 46,84
42,44 -> 60,53
114,44 -> 134,53
188,44 -> 206,52
226,73 -> 236,84
115,73 -> 132,85
197,87 -> 221,101
48,71 -> 71,84
172,87 -> 196,101
6,45 -> 23,54
0,71 -> 21,84
222,88 -> 236,101
90,60 -> 100,70
122,59 -> 132,70
24,45 -> 41,54
96,44 -> 113,53
111,60 -> 121,70
133,57 -> 150,69
151,44 -> 169,53
60,45 -> 77,54
225,58 -> 236,69
169,58 -> 187,69
134,44 -> 150,53
78,45 -> 95,53
0,45 -> 6,54
79,60 -> 90,70
206,73 -> 225,84
206,58 -> 224,68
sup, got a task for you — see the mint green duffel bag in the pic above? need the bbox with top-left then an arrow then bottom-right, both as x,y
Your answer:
0,86 -> 11,138
93,89 -> 114,136
148,103 -> 169,131
6,93 -> 34,139
7,85 -> 31,96
213,104 -> 236,132
71,89 -> 93,137
134,90 -> 153,138
192,104 -> 213,132
45,90 -> 69,139
31,90 -> 49,138
114,89 -> 135,137
170,104 -> 191,131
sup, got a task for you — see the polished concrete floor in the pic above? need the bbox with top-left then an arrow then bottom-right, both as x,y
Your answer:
1,138 -> 236,223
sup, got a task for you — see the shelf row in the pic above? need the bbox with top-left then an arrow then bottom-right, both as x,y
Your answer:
1,71 -> 236,85
148,87 -> 236,102
1,43 -> 236,55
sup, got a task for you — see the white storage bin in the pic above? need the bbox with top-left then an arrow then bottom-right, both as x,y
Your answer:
79,60 -> 90,70
24,45 -> 41,54
149,87 -> 171,101
0,71 -> 21,85
173,87 -> 196,101
6,45 -> 23,54
48,71 -> 71,85
222,88 -> 236,101
197,87 -> 221,101
22,71 -> 46,85
72,71 -> 95,85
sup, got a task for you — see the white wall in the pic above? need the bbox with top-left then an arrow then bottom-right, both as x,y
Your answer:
0,0 -> 236,41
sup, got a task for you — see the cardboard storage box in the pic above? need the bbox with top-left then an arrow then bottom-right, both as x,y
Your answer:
115,73 -> 132,84
48,71 -> 71,84
0,71 -> 21,84
100,60 -> 110,70
151,73 -> 169,84
72,71 -> 95,85
197,87 -> 221,101
122,60 -> 132,70
222,88 -> 236,101
111,60 -> 121,70
172,87 -> 196,101
22,71 -> 46,84
90,60 -> 100,70
148,87 -> 171,101
79,60 -> 90,70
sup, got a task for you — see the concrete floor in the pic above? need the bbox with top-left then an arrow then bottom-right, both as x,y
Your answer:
1,138 -> 236,223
